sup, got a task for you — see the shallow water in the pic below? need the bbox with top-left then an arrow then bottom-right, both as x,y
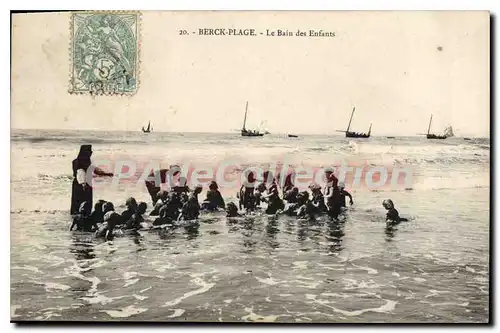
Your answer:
11,130 -> 490,322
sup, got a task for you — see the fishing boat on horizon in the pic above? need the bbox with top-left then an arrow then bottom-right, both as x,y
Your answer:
336,107 -> 372,138
142,121 -> 152,133
423,114 -> 454,140
288,134 -> 299,138
241,102 -> 264,137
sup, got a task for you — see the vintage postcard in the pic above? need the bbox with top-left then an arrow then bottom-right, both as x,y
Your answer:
10,11 -> 490,323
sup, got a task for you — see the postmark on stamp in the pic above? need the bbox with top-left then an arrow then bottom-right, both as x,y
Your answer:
70,12 -> 139,95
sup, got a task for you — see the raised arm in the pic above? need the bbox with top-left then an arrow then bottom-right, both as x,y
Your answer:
344,190 -> 354,204
94,167 -> 113,177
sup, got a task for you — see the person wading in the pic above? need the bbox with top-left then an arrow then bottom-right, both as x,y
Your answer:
70,145 -> 113,215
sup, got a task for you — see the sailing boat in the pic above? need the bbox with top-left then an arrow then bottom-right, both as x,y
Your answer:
336,107 -> 372,138
241,102 -> 264,137
425,115 -> 450,139
142,121 -> 152,133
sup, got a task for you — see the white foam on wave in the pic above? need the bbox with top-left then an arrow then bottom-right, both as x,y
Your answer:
342,278 -> 384,290
426,301 -> 470,307
311,294 -> 398,317
36,282 -> 71,292
168,309 -> 185,318
296,275 -> 315,281
241,306 -> 292,322
291,279 -> 322,289
255,275 -> 281,286
64,264 -> 101,294
80,294 -> 115,305
124,278 -> 140,287
12,265 -> 43,274
139,286 -> 152,293
102,305 -> 148,318
424,289 -> 451,298
465,266 -> 476,273
133,294 -> 149,301
351,263 -> 378,275
162,276 -> 215,307
292,261 -> 309,270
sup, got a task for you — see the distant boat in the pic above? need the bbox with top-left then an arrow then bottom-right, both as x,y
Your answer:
386,136 -> 395,139
336,107 -> 371,138
288,134 -> 298,138
424,115 -> 452,140
142,121 -> 152,133
241,102 -> 264,137
464,137 -> 472,141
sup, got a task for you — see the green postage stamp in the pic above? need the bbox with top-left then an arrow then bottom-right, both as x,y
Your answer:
70,12 -> 139,95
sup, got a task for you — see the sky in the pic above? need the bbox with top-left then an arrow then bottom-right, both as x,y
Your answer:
11,11 -> 490,136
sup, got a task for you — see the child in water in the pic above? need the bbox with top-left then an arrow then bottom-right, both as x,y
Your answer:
203,181 -> 225,211
153,206 -> 172,226
89,200 -> 106,225
120,197 -> 138,225
382,199 -> 408,224
70,201 -> 99,232
283,187 -> 299,203
226,202 -> 241,217
95,202 -> 120,240
179,185 -> 202,221
124,202 -> 147,230
254,182 -> 268,208
309,183 -> 327,213
265,189 -> 285,215
339,182 -> 354,208
150,190 -> 169,216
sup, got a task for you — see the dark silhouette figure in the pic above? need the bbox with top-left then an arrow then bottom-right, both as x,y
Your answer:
70,145 -> 113,215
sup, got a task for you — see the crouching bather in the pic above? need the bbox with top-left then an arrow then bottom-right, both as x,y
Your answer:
153,206 -> 172,226
226,202 -> 241,217
150,190 -> 169,216
70,201 -> 99,232
283,191 -> 313,218
119,197 -> 138,226
265,188 -> 285,215
202,181 -> 225,211
124,202 -> 147,230
383,199 -> 408,224
179,186 -> 202,221
95,202 -> 120,241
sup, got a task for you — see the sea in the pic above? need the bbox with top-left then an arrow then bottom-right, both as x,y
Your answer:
10,129 -> 490,323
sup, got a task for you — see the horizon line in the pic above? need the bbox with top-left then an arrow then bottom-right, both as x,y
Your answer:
9,127 -> 490,138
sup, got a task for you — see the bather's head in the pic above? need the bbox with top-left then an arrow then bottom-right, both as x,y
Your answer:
137,202 -> 147,215
382,199 -> 394,210
102,202 -> 115,214
125,197 -> 138,211
194,185 -> 203,195
94,200 -> 106,212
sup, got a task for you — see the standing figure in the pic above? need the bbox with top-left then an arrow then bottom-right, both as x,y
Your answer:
324,174 -> 341,220
238,172 -> 257,211
70,145 -> 113,215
